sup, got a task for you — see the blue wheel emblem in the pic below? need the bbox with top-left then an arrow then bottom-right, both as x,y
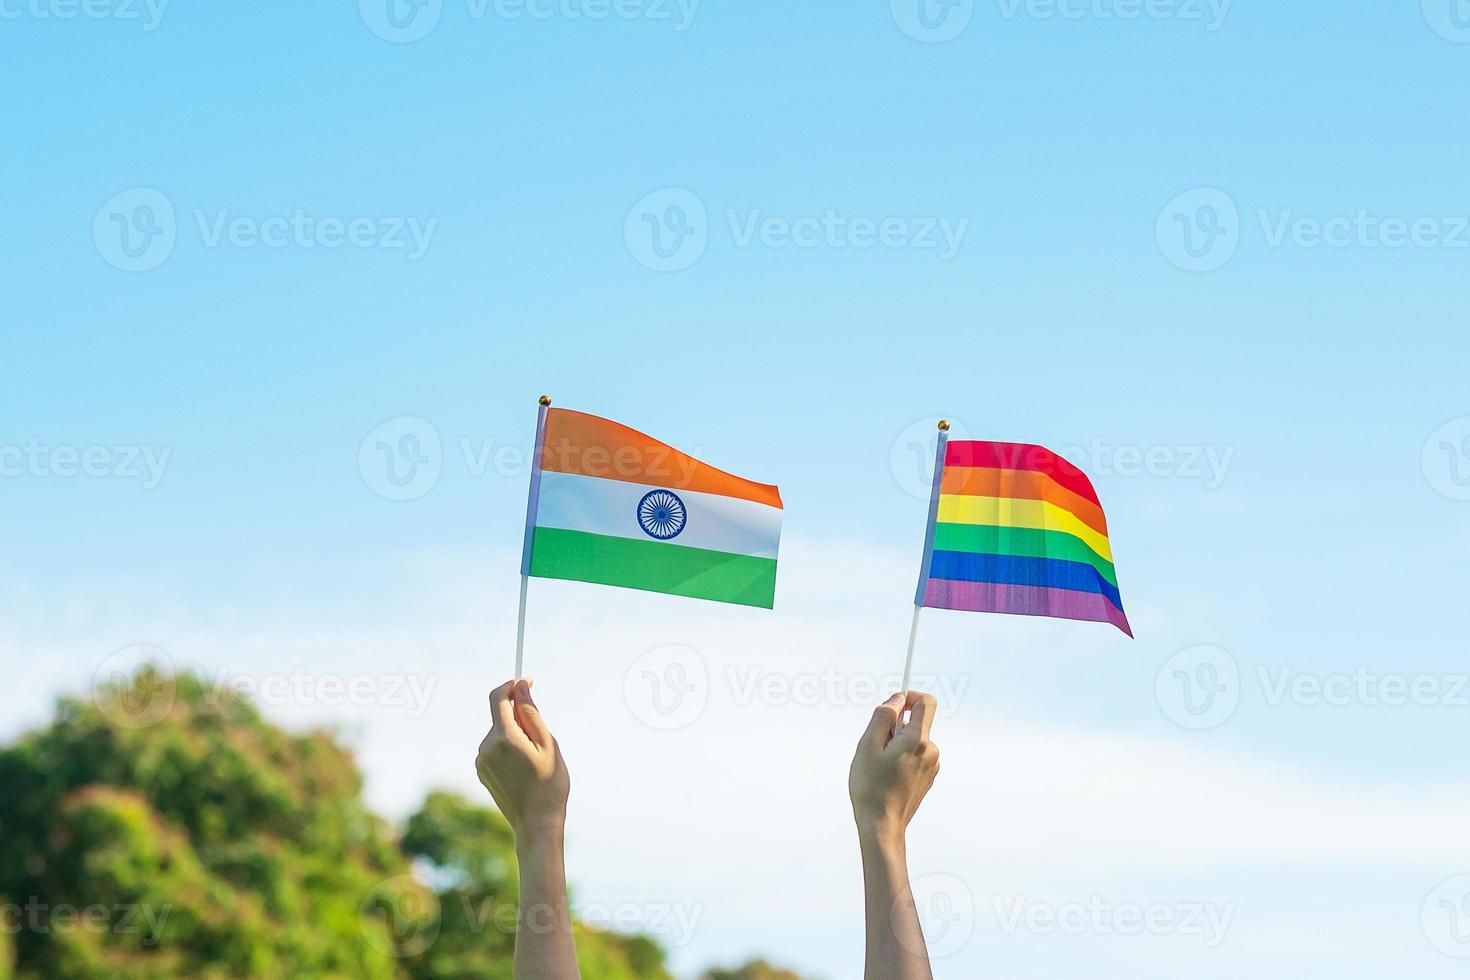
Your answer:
637,489 -> 687,540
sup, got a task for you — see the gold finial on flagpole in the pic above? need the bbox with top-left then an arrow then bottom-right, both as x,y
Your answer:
538,394 -> 552,407
938,419 -> 950,431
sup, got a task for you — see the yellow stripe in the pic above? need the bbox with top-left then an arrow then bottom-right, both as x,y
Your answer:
936,494 -> 1113,562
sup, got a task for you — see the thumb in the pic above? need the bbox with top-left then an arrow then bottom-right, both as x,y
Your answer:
513,679 -> 553,749
862,692 -> 904,751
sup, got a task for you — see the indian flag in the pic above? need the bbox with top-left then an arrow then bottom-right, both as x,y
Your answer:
520,405 -> 783,608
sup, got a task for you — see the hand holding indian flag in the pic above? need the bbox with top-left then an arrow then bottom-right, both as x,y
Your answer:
515,396 -> 783,676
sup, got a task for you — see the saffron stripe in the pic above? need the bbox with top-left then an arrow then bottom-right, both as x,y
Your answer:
945,441 -> 1100,507
928,551 -> 1123,609
931,523 -> 1116,586
940,466 -> 1108,536
923,579 -> 1132,636
540,409 -> 783,508
936,494 -> 1113,562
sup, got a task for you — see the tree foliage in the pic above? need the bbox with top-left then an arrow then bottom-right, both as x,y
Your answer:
0,670 -> 801,979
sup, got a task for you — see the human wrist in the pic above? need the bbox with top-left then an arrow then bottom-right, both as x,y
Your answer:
514,816 -> 566,856
857,818 -> 907,857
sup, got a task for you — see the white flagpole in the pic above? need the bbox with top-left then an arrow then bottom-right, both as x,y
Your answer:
898,605 -> 922,699
897,419 -> 950,734
515,395 -> 552,681
514,574 -> 530,681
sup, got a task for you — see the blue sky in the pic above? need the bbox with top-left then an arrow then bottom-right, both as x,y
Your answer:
4,1 -> 1470,976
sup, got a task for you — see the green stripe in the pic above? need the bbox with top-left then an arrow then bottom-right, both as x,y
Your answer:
931,523 -> 1117,586
529,527 -> 777,609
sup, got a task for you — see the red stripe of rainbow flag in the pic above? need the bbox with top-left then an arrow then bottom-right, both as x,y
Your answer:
915,438 -> 1132,636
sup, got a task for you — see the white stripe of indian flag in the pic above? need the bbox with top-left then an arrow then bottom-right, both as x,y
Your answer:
529,472 -> 782,608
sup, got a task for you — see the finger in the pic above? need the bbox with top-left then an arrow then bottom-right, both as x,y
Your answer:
488,680 -> 517,734
862,692 -> 905,751
904,692 -> 939,742
513,679 -> 553,749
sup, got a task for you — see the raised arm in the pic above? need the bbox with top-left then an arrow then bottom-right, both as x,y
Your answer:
476,679 -> 579,980
848,691 -> 942,980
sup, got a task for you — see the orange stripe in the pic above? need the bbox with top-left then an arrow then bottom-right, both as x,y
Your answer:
540,409 -> 783,509
940,466 -> 1108,535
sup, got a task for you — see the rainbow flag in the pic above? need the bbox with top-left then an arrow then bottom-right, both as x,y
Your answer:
914,437 -> 1131,636
521,406 -> 783,608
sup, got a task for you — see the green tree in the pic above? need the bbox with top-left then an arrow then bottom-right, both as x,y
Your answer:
0,669 -> 804,979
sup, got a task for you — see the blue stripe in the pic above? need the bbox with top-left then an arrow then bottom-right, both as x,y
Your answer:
928,551 -> 1125,610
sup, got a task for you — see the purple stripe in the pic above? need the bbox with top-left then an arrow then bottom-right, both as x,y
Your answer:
923,579 -> 1133,637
